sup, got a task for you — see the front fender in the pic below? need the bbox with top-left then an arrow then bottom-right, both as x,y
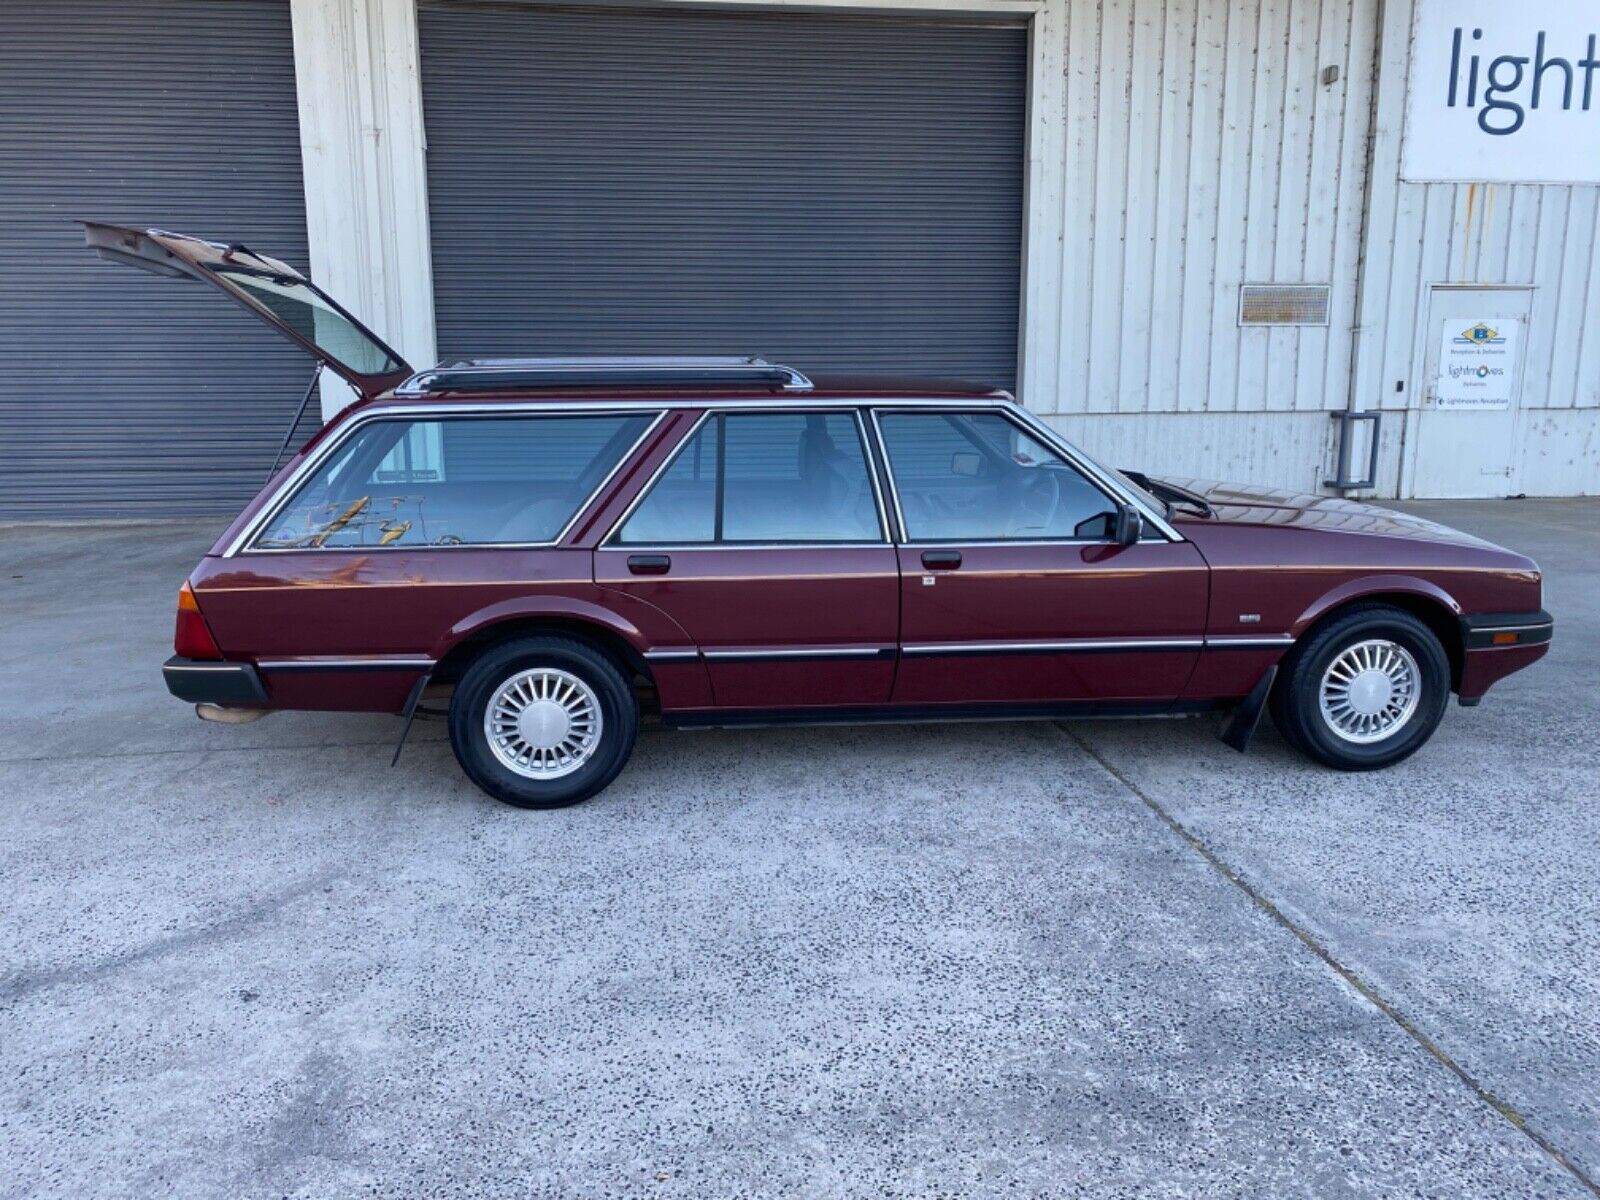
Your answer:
1290,574 -> 1464,636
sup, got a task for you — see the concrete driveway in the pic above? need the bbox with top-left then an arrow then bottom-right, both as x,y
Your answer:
1,500 -> 1596,1199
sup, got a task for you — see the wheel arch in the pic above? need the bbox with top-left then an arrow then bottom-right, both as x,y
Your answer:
1290,580 -> 1465,692
430,602 -> 656,695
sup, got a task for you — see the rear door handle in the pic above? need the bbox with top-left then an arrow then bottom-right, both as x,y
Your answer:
921,550 -> 962,570
627,554 -> 671,576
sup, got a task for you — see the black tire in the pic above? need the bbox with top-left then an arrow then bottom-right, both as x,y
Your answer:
1269,603 -> 1450,771
447,635 -> 638,808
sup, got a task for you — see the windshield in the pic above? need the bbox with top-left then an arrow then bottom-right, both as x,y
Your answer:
211,267 -> 405,377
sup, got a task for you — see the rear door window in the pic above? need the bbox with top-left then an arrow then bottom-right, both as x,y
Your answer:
254,412 -> 656,549
615,412 -> 882,544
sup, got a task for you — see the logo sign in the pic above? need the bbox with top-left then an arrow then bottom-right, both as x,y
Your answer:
1403,0 -> 1600,184
1435,318 -> 1522,410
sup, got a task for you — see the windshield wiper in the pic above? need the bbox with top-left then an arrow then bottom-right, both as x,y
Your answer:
1120,469 -> 1215,519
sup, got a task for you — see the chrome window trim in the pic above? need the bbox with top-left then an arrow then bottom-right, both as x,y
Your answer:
226,409 -> 666,558
353,396 -> 1012,419
602,407 -> 892,549
223,393 -> 1163,557
868,406 -> 1184,547
853,408 -> 895,546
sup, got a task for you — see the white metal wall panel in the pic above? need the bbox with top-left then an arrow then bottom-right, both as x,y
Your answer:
1049,0 -> 1376,440
1354,0 -> 1600,497
0,0 -> 314,519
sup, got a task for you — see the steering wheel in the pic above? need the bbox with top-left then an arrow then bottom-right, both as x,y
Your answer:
1008,468 -> 1061,535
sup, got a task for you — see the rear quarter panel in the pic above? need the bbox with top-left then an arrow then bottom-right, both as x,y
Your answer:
191,547 -> 712,711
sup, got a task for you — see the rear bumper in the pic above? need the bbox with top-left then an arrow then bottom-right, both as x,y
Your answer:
162,656 -> 269,706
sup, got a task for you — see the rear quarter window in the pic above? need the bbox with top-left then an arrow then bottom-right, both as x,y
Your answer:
254,412 -> 655,549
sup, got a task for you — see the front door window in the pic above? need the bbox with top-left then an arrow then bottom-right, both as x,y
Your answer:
876,410 -> 1119,542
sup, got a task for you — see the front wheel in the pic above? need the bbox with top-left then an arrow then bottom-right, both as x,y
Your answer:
1270,604 -> 1450,771
448,636 -> 639,808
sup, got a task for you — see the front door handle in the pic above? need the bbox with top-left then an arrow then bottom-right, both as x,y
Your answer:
627,554 -> 671,576
921,550 -> 962,570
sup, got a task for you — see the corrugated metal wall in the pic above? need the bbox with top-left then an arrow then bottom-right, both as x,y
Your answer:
1053,0 -> 1376,417
0,0 -> 314,520
1034,0 -> 1379,492
417,3 -> 1027,391
1357,0 -> 1600,497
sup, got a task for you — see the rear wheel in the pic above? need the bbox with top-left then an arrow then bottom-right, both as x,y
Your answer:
448,636 -> 638,807
1270,604 -> 1450,771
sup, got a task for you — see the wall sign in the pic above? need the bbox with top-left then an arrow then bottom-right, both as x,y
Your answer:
1435,319 -> 1522,410
1403,0 -> 1600,184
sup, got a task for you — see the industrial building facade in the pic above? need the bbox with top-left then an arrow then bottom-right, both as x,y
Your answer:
2,0 -> 1595,519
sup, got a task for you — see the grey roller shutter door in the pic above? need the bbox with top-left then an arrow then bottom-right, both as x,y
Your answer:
0,0 -> 314,520
419,4 -> 1025,392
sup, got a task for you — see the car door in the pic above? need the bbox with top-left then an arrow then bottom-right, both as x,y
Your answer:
874,407 -> 1209,707
595,408 -> 900,711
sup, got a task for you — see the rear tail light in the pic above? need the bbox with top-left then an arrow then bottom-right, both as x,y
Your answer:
174,582 -> 223,661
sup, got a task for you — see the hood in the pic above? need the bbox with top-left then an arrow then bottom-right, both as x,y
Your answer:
1153,478 -> 1502,549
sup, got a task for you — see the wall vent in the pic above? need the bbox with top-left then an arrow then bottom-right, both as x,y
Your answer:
1239,284 -> 1332,326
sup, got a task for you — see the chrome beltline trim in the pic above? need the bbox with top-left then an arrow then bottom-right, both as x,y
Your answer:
256,656 -> 435,671
903,637 -> 1206,656
599,542 -> 892,552
701,646 -> 893,661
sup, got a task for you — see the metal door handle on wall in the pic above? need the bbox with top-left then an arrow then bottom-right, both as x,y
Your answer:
1325,411 -> 1382,490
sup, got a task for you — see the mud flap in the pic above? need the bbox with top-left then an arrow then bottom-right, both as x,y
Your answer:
391,669 -> 434,767
1220,665 -> 1277,753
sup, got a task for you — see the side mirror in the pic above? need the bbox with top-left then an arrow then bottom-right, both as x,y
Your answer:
1112,503 -> 1143,546
950,451 -> 982,478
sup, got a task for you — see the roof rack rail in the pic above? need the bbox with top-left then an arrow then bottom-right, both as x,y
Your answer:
394,355 -> 813,396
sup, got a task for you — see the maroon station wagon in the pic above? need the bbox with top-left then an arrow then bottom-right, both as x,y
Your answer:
87,223 -> 1553,809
